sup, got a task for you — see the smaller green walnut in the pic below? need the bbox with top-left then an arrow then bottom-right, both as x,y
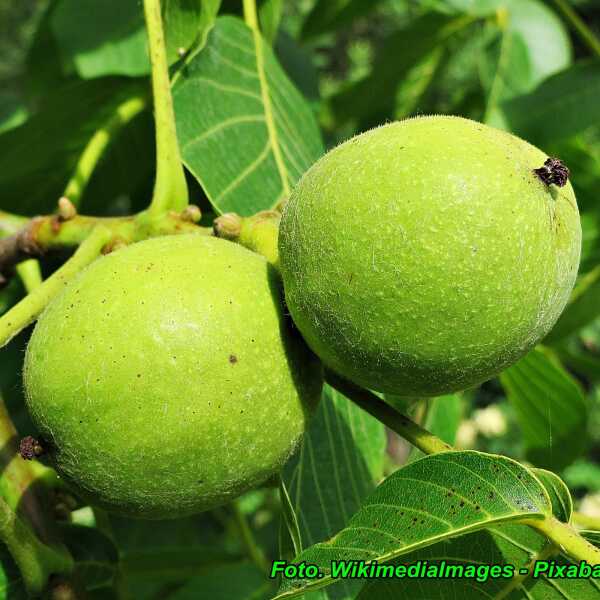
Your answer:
279,116 -> 581,396
24,235 -> 322,518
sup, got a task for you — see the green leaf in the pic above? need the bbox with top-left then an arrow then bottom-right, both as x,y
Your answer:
500,348 -> 588,470
424,395 -> 463,447
502,59 -> 600,144
301,0 -> 385,40
173,16 -> 323,215
532,469 -> 572,523
259,0 -> 283,45
482,0 -> 571,127
330,13 -> 471,126
563,459 -> 600,493
506,0 -> 571,87
52,0 -> 148,78
51,0 -> 221,79
393,46 -> 444,119
409,395 -> 463,462
275,451 -> 551,598
278,478 -> 302,561
109,512 -> 243,584
583,530 -> 600,548
281,384 -> 386,599
60,524 -> 119,590
356,522 -> 598,599
0,78 -> 150,215
0,91 -> 27,134
274,32 -> 320,102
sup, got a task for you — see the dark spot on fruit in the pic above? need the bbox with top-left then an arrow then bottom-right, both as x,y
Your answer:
229,354 -> 238,364
19,436 -> 45,460
137,374 -> 141,378
534,157 -> 569,187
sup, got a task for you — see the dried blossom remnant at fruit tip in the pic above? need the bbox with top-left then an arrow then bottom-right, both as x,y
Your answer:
19,435 -> 46,460
534,157 -> 570,187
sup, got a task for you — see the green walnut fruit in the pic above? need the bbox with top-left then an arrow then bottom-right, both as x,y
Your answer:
279,116 -> 581,396
24,235 -> 322,518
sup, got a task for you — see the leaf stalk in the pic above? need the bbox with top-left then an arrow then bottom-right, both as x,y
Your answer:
143,0 -> 189,216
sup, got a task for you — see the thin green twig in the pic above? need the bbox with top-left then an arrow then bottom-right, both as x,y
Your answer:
231,500 -> 270,574
0,226 -> 112,348
324,370 -> 453,455
63,93 -> 148,207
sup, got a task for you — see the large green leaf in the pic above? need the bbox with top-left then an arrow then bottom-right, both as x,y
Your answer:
502,60 -> 600,144
281,385 -> 386,600
481,0 -> 571,127
356,522 -> 600,599
500,349 -> 588,471
275,451 -> 552,598
283,385 -> 386,550
173,16 -> 323,215
0,78 -> 150,215
51,0 -> 221,79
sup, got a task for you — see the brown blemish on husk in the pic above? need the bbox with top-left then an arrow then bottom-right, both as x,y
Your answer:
534,157 -> 570,187
19,436 -> 46,460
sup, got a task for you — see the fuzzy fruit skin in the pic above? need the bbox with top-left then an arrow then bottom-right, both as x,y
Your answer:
279,116 -> 581,396
24,235 -> 322,518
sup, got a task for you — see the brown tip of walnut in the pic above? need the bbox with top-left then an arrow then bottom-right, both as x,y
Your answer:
19,436 -> 45,460
534,157 -> 570,187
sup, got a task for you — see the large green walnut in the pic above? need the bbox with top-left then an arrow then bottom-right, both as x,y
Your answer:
24,235 -> 322,518
279,116 -> 581,396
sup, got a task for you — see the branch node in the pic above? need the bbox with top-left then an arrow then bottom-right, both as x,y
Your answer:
181,205 -> 202,223
57,198 -> 77,222
213,213 -> 243,240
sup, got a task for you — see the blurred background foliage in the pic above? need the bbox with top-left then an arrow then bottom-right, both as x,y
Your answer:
1,0 -> 600,597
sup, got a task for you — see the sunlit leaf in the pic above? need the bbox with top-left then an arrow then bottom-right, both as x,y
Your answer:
275,451 -> 551,598
173,17 -> 323,215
